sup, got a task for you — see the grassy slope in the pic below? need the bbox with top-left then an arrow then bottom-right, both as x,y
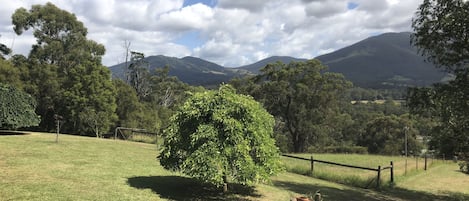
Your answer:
283,153 -> 445,186
1,133 -> 468,201
396,163 -> 469,195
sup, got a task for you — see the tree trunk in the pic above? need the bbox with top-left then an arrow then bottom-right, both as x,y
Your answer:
223,175 -> 228,193
293,135 -> 303,153
95,122 -> 99,138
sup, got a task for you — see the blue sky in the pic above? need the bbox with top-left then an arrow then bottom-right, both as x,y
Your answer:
183,0 -> 217,7
0,0 -> 421,67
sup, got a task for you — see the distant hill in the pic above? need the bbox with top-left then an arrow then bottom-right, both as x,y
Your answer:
108,55 -> 243,86
316,32 -> 447,88
236,56 -> 307,73
109,32 -> 447,88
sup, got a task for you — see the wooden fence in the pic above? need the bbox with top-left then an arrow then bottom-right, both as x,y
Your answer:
282,154 -> 394,188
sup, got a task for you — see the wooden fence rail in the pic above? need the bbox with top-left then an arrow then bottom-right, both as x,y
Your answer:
282,154 -> 394,188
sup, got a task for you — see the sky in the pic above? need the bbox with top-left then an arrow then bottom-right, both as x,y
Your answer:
0,0 -> 421,67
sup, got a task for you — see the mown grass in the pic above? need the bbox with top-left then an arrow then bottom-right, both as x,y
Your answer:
282,153 -> 444,188
1,132 -> 468,201
0,133 -> 258,200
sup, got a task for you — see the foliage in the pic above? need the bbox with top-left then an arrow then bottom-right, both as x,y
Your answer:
0,41 -> 11,60
410,0 -> 469,170
459,160 -> 469,174
359,115 -> 422,155
79,107 -> 112,137
113,64 -> 204,137
59,62 -> 117,135
11,3 -> 117,134
113,79 -> 141,127
411,0 -> 469,71
159,84 -> 283,187
407,71 -> 469,158
348,87 -> 408,101
148,66 -> 194,107
307,145 -> 368,154
234,60 -> 352,153
0,59 -> 22,89
127,51 -> 151,100
0,84 -> 40,129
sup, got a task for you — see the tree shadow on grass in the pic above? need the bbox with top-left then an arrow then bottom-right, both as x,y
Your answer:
273,180 -> 386,201
382,187 -> 469,201
273,180 -> 469,201
127,176 -> 260,201
0,130 -> 30,135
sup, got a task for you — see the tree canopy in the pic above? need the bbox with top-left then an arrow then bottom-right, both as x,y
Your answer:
411,0 -> 469,71
11,3 -> 116,135
159,84 -> 283,187
0,84 -> 40,129
408,72 -> 469,158
234,60 -> 352,152
409,0 -> 469,173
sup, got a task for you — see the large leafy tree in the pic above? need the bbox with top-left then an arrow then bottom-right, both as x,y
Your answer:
0,59 -> 22,89
149,66 -> 191,108
113,79 -> 161,133
411,0 -> 469,71
236,60 -> 352,152
113,79 -> 141,127
409,0 -> 469,172
159,85 -> 283,189
11,3 -> 116,134
407,73 -> 469,157
0,84 -> 40,129
359,115 -> 421,155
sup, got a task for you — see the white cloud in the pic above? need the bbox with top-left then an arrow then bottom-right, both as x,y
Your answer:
157,3 -> 214,32
0,0 -> 422,67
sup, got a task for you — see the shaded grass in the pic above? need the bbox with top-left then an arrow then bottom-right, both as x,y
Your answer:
0,130 -> 30,135
128,175 -> 259,201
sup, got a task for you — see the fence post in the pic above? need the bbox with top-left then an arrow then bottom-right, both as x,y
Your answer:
424,154 -> 427,171
390,161 -> 394,183
377,165 -> 381,188
310,155 -> 314,176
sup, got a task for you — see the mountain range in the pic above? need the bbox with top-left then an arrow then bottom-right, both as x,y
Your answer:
109,32 -> 447,88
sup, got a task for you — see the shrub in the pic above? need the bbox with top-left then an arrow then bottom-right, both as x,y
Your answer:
159,85 -> 283,187
307,145 -> 368,154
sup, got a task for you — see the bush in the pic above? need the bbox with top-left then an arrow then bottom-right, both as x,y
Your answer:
159,85 -> 283,187
459,161 -> 468,174
458,154 -> 469,174
307,145 -> 368,154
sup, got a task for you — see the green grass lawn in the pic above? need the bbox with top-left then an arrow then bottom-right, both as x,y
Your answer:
1,132 -> 468,201
282,153 -> 445,188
